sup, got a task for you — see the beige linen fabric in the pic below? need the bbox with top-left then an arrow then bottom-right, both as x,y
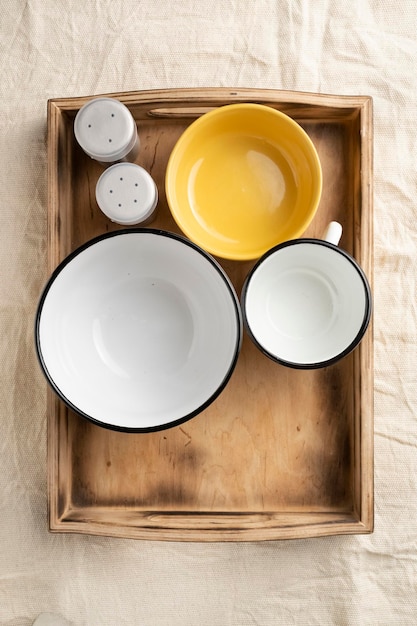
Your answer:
1,1 -> 416,624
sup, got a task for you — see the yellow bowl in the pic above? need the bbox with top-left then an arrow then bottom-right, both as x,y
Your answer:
165,103 -> 322,260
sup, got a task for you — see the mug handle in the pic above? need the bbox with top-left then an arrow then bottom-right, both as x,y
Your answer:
322,221 -> 342,246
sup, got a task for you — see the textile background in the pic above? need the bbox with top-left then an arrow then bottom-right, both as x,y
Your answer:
1,1 -> 416,624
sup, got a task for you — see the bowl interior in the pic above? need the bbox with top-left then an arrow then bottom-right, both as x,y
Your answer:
166,103 -> 322,260
243,242 -> 370,367
36,231 -> 242,431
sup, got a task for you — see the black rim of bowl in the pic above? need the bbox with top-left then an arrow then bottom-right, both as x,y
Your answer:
35,228 -> 243,433
241,238 -> 372,370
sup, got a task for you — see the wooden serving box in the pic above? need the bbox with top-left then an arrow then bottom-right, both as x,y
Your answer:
46,88 -> 373,541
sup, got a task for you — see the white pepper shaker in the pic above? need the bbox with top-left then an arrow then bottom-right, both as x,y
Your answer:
95,163 -> 158,225
74,97 -> 139,164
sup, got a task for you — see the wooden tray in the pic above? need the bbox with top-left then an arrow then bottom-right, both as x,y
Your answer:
46,88 -> 373,541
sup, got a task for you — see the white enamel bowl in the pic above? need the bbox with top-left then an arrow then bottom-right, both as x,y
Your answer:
242,236 -> 371,369
36,230 -> 242,432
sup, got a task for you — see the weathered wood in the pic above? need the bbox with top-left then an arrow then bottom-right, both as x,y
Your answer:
46,88 -> 373,541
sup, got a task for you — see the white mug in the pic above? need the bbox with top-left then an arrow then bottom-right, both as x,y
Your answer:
241,222 -> 372,368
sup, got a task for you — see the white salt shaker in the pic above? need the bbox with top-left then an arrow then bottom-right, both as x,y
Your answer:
74,97 -> 139,164
96,163 -> 158,225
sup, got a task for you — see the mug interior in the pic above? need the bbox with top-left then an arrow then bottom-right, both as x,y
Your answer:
243,240 -> 371,367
